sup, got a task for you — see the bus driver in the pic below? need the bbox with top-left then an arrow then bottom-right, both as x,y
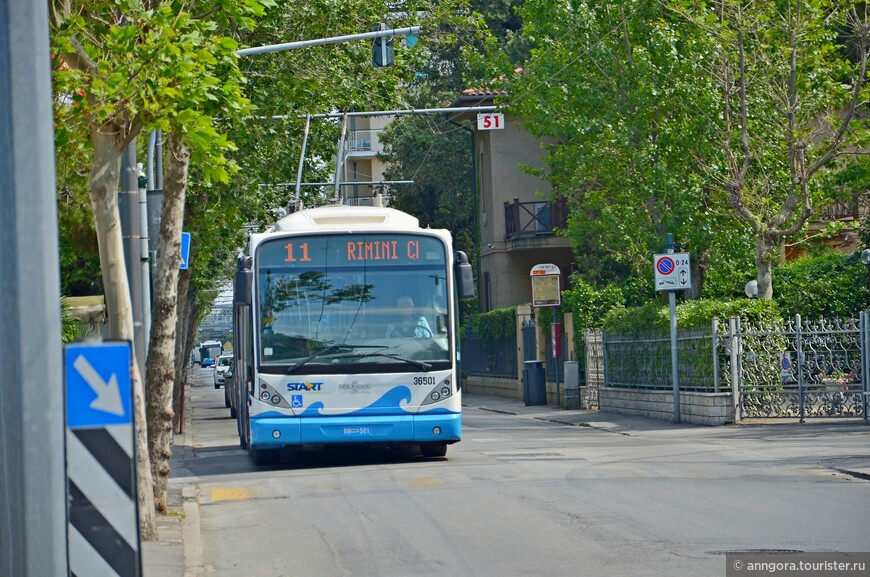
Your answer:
386,296 -> 432,338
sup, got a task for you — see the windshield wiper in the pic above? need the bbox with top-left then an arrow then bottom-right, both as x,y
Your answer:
286,343 -> 383,374
353,352 -> 432,372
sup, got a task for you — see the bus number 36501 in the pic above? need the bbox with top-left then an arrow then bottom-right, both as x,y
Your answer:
414,376 -> 436,386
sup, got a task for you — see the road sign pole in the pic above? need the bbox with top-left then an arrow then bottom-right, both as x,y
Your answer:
654,235 -> 687,424
666,238 -> 681,424
669,289 -> 680,424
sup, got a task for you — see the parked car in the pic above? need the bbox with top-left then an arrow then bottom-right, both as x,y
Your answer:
223,360 -> 235,413
202,357 -> 215,368
213,352 -> 234,389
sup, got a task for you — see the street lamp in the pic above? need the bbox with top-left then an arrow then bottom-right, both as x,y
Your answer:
861,249 -> 870,308
744,279 -> 759,299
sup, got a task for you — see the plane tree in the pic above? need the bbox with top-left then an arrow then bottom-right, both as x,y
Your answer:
668,0 -> 870,299
51,0 -> 274,533
490,0 -> 870,300
483,0 -> 737,297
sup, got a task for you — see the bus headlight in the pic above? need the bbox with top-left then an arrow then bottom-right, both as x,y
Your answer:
421,376 -> 456,407
256,380 -> 291,409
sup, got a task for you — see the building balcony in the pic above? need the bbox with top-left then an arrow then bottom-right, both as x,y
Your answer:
503,197 -> 568,240
346,130 -> 381,153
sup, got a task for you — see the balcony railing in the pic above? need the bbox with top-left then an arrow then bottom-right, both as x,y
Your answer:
504,197 -> 567,240
817,199 -> 859,221
346,130 -> 376,152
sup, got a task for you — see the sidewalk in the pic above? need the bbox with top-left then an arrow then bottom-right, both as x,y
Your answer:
141,391 -> 870,577
142,411 -> 199,577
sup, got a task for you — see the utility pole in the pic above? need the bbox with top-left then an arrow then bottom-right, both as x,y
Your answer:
0,1 -> 69,575
120,140 -> 147,379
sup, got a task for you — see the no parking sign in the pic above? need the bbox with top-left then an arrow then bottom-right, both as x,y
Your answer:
653,253 -> 691,291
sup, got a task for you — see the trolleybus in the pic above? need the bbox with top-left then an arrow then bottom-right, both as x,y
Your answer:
230,203 -> 474,465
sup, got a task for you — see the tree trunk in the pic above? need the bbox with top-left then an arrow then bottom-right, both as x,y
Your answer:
755,233 -> 777,300
88,129 -> 157,540
172,268 -> 194,434
145,134 -> 190,512
686,249 -> 708,300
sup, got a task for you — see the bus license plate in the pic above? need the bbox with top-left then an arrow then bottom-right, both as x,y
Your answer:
343,426 -> 372,437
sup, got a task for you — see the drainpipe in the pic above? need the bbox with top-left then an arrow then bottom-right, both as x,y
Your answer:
447,118 -> 479,312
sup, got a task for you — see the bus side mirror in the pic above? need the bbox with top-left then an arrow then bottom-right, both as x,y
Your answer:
454,251 -> 474,300
234,256 -> 253,305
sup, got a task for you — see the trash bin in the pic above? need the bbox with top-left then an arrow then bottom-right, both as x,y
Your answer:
523,360 -> 547,406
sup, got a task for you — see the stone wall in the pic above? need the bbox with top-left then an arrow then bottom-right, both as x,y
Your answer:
599,387 -> 735,426
463,376 -> 521,400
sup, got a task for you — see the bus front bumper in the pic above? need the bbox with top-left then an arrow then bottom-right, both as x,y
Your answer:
250,413 -> 461,447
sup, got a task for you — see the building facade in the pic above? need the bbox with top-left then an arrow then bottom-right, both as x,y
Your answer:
452,89 -> 574,311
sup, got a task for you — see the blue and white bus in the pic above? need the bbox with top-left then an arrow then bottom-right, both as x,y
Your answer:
230,203 -> 474,465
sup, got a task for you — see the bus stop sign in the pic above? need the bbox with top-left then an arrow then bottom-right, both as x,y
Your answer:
530,263 -> 561,308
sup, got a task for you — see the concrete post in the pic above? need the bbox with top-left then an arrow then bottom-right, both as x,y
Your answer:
0,1 -> 69,573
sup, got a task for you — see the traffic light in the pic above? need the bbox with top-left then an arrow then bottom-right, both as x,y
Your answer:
372,24 -> 394,67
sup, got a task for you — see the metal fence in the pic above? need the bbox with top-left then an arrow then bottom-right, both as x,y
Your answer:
600,313 -> 870,420
461,331 -> 517,379
603,327 -> 721,392
729,314 -> 866,419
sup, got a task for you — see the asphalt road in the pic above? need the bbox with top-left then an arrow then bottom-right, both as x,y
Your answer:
148,367 -> 870,577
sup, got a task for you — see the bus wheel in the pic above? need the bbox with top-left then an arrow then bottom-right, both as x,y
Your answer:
420,442 -> 447,458
250,446 -> 278,466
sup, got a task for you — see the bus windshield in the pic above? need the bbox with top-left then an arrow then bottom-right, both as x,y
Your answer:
255,233 -> 451,373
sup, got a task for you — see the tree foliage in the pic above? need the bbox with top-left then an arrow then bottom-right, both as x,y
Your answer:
476,0 -> 870,302
669,0 -> 870,299
480,1 -> 738,295
51,0 -> 274,533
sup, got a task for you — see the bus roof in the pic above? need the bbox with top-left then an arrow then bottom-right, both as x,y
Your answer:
272,204 -> 420,233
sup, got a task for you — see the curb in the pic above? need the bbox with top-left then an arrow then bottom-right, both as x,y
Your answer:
179,380 -> 205,577
181,484 -> 205,577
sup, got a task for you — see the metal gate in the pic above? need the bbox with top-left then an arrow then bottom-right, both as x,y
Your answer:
731,313 -> 869,420
583,329 -> 603,409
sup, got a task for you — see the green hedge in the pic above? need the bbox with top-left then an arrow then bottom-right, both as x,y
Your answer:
466,251 -> 866,351
472,306 -> 517,343
602,298 -> 781,335
773,252 -> 867,319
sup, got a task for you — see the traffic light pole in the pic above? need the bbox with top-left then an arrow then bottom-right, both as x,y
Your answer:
235,26 -> 420,57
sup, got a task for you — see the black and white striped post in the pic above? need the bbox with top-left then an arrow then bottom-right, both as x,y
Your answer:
65,341 -> 141,577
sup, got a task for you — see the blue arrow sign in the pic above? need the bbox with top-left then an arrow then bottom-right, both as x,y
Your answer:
65,342 -> 133,429
180,231 -> 191,270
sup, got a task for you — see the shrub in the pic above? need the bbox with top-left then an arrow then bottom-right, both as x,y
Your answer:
773,252 -> 866,319
473,306 -> 517,343
602,297 -> 781,335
